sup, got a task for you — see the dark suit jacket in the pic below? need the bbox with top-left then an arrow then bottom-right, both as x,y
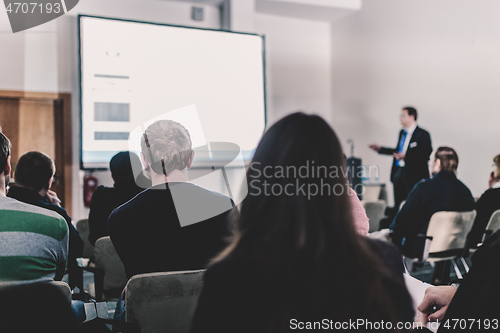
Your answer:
108,182 -> 234,279
379,126 -> 432,187
465,187 -> 500,250
435,230 -> 500,332
391,171 -> 475,258
88,178 -> 148,246
191,238 -> 414,333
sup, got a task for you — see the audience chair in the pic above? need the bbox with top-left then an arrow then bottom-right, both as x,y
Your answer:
361,200 -> 387,232
86,236 -> 128,301
483,209 -> 500,242
419,211 -> 476,284
76,219 -> 95,260
126,270 -> 205,333
75,219 -> 95,299
362,185 -> 382,202
0,280 -> 75,332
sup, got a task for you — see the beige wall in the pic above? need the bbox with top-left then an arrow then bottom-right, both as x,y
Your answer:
256,13 -> 332,126
330,0 -> 500,204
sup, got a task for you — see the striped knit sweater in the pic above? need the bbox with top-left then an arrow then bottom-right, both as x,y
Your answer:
0,196 -> 68,284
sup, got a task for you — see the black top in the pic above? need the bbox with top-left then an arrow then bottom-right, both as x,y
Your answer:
391,171 -> 475,258
88,178 -> 148,246
108,182 -> 234,279
435,230 -> 500,332
191,238 -> 414,333
465,187 -> 500,250
379,126 -> 433,187
7,186 -> 84,274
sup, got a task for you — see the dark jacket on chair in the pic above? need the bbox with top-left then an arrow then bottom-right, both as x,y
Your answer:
391,171 -> 475,258
88,176 -> 149,246
379,126 -> 432,188
108,182 -> 234,279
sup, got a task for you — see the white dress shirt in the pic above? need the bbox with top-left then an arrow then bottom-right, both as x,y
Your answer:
398,123 -> 417,167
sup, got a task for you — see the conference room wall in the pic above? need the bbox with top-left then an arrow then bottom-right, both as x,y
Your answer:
255,13 -> 332,126
83,11 -> 333,220
330,0 -> 500,204
1,0 -> 334,221
0,0 -> 221,219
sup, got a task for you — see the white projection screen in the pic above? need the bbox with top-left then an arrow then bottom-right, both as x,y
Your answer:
79,15 -> 266,169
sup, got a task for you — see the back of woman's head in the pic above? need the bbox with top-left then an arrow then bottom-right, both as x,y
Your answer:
237,112 -> 356,260
220,112 -> 405,331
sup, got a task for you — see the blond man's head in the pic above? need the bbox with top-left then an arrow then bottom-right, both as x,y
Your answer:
140,120 -> 192,176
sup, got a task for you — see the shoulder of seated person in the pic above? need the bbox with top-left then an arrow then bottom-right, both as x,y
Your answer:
93,185 -> 114,194
414,177 -> 435,189
482,187 -> 500,197
362,236 -> 400,254
204,255 -> 246,279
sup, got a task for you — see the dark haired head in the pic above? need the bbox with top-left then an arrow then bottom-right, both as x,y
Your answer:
217,112 -> 403,326
402,106 -> 417,121
15,151 -> 55,192
110,151 -> 142,184
0,132 -> 10,173
435,146 -> 459,172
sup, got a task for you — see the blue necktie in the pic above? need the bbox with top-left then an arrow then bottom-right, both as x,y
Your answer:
396,130 -> 407,167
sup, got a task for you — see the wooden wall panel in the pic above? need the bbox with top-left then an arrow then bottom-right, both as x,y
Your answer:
0,91 -> 72,217
0,98 -> 21,162
18,99 -> 56,159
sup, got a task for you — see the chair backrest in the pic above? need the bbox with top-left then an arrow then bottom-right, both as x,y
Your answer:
0,280 -> 75,332
363,185 -> 382,202
126,270 -> 205,333
50,280 -> 73,302
361,200 -> 387,233
94,236 -> 128,291
76,219 -> 95,259
426,210 -> 476,255
485,209 -> 500,234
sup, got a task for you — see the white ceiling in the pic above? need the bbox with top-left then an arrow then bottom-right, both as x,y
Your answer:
156,0 -> 362,22
163,0 -> 225,7
256,0 -> 360,22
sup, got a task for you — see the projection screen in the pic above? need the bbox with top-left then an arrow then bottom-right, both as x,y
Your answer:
79,15 -> 266,169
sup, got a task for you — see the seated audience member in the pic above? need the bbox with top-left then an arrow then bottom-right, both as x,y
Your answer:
464,154 -> 500,252
191,113 -> 414,333
108,120 -> 234,280
7,151 -> 84,287
88,151 -> 151,246
418,229 -> 500,332
0,134 -> 68,283
390,147 -> 475,259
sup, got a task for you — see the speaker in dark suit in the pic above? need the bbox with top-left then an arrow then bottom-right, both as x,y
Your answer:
370,106 -> 432,215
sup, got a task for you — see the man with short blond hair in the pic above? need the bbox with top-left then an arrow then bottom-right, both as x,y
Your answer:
109,119 -> 234,279
140,119 -> 193,177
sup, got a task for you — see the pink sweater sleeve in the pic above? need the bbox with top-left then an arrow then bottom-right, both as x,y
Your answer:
349,187 -> 369,235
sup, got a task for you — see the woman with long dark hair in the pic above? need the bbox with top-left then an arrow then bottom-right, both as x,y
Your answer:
191,112 -> 414,332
